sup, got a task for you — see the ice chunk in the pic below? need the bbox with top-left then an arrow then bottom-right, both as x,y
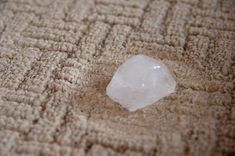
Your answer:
106,55 -> 176,111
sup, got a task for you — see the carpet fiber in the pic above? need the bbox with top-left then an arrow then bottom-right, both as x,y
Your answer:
0,0 -> 234,156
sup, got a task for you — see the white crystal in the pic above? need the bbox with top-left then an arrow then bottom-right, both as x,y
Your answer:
106,55 -> 176,111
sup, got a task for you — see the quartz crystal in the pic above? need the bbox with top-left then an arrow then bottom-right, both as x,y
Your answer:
106,55 -> 176,111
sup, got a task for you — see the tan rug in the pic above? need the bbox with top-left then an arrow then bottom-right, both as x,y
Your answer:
0,0 -> 234,155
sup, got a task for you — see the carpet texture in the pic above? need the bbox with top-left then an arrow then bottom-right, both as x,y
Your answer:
0,0 -> 234,156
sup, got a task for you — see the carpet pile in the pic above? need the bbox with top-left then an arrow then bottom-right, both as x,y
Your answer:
0,0 -> 234,155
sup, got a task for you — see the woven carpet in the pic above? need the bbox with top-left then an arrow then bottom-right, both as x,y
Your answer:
0,0 -> 234,156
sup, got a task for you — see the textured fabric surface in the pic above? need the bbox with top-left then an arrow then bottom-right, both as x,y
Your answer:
0,0 -> 234,156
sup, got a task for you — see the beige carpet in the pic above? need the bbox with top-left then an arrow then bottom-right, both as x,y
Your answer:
0,0 -> 234,155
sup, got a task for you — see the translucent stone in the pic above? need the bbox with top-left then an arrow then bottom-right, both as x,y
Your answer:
106,55 -> 176,111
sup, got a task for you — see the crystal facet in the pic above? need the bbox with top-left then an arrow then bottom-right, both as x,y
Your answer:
106,55 -> 176,111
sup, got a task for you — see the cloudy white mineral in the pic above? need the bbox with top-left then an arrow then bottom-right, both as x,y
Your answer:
106,55 -> 176,111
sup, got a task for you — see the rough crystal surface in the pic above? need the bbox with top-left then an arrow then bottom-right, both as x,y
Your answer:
106,55 -> 176,111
